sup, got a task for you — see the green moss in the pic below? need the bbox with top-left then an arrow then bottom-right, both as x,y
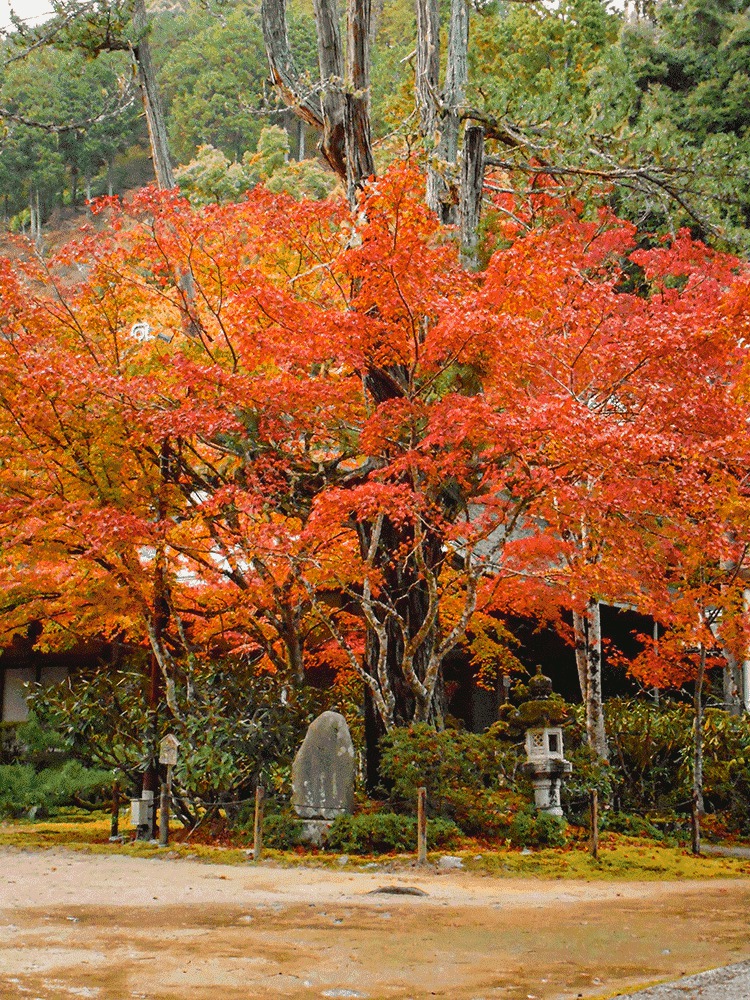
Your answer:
2,813 -> 750,880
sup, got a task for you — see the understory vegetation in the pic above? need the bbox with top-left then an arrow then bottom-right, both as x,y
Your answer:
4,681 -> 750,853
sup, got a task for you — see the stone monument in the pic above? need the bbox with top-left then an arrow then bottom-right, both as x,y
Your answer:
292,711 -> 355,843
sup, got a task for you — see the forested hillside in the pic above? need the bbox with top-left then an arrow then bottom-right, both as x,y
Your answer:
2,0 -> 750,249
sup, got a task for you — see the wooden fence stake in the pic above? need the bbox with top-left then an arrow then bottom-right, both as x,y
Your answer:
158,764 -> 171,847
691,791 -> 701,856
417,786 -> 427,865
589,789 -> 599,861
110,780 -> 120,840
253,785 -> 265,862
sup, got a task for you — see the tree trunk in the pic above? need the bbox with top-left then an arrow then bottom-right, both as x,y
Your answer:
722,649 -> 742,715
345,0 -> 375,203
693,644 -> 706,815
262,0 -> 325,132
415,0 -> 441,215
416,0 -> 469,222
132,0 -> 174,190
573,598 -> 608,760
460,124 -> 484,269
312,0 -> 347,179
436,0 -> 469,224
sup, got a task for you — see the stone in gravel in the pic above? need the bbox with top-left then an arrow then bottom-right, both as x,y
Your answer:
438,855 -> 464,870
292,711 -> 355,820
369,885 -> 428,897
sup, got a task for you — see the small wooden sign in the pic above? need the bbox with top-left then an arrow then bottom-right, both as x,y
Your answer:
159,733 -> 180,766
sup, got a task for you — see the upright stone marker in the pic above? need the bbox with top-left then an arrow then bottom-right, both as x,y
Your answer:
292,711 -> 355,841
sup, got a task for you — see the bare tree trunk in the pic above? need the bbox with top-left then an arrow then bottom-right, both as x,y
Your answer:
436,0 -> 469,224
262,0 -> 349,180
574,598 -> 608,760
416,0 -> 469,222
722,649 -> 742,715
261,0 -> 325,131
345,0 -> 375,203
460,124 -> 484,269
28,194 -> 36,243
312,0 -> 347,178
572,608 -> 589,705
132,0 -> 174,190
693,644 -> 706,816
415,0 -> 441,214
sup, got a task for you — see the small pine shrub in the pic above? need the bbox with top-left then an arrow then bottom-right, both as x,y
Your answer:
0,761 -> 113,819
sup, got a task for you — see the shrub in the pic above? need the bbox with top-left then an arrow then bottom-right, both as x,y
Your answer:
379,723 -> 524,820
325,812 -> 461,854
507,807 -> 567,848
599,811 -> 666,841
29,659 -> 334,826
261,811 -> 304,849
604,698 -> 750,831
0,760 -> 114,819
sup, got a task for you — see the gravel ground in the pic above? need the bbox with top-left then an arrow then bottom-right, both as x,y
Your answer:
612,960 -> 750,998
2,847 -> 750,999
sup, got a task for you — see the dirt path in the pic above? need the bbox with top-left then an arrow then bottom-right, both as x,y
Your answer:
2,847 -> 750,1000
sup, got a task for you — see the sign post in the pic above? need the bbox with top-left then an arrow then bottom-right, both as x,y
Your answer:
158,734 -> 180,847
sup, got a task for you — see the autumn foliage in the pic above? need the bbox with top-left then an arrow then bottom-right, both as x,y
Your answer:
1,164 -> 750,742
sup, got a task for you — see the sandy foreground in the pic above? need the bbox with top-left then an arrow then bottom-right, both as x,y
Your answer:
2,847 -> 750,1000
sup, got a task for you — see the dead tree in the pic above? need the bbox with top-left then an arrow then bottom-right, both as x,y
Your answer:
261,0 -> 373,202
416,0 -> 469,222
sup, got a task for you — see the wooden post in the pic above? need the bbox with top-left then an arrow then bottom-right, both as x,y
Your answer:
589,789 -> 599,861
417,786 -> 427,865
159,764 -> 171,847
253,785 -> 265,862
691,790 -> 701,856
109,780 -> 120,840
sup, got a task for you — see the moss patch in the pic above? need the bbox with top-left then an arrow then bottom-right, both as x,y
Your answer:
3,813 -> 750,880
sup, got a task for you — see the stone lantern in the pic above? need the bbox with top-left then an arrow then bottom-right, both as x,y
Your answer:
520,667 -> 572,818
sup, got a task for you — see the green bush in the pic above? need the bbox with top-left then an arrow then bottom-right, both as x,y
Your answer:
599,811 -> 666,841
325,812 -> 461,854
378,723 -> 524,826
30,659 -> 335,827
507,807 -> 567,849
604,698 -> 750,831
0,760 -> 114,819
261,811 -> 304,849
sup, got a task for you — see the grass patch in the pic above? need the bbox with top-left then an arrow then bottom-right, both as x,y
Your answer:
3,813 -> 750,879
